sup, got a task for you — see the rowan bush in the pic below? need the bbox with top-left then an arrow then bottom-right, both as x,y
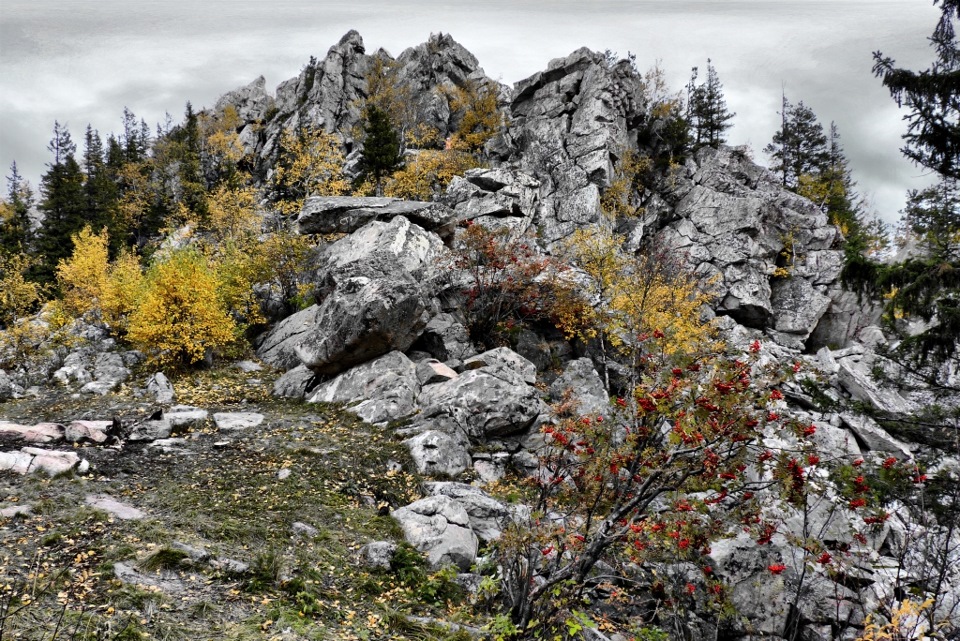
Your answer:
486,338 -> 837,637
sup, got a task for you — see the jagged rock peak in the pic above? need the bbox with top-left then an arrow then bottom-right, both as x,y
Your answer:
337,29 -> 365,52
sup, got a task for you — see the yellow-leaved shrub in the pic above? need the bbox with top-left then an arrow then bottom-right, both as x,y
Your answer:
56,226 -> 110,319
126,248 -> 237,366
384,149 -> 480,200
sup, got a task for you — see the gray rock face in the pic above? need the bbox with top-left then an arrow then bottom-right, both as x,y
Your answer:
443,169 -> 540,230
417,369 -> 541,440
549,358 -> 608,416
462,347 -> 537,386
306,351 -> 420,424
256,305 -> 321,370
505,49 -> 644,246
392,495 -> 478,570
299,196 -> 456,239
836,356 -> 918,415
215,75 -> 274,124
840,413 -> 912,456
272,364 -> 317,400
654,146 -> 843,350
413,313 -> 476,363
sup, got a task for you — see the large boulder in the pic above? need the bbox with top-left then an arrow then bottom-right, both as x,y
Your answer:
425,482 -> 515,543
256,306 -> 321,370
295,261 -> 431,376
392,495 -> 478,570
417,369 -> 541,440
306,351 -> 420,424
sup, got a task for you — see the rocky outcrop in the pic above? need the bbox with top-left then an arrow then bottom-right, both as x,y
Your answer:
298,196 -> 457,239
502,49 -> 645,246
655,146 -> 844,350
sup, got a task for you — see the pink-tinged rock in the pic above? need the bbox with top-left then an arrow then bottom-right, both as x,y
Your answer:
65,421 -> 111,444
21,448 -> 80,476
0,450 -> 34,474
0,421 -> 64,443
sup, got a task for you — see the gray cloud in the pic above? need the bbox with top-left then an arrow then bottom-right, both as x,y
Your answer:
0,0 -> 941,225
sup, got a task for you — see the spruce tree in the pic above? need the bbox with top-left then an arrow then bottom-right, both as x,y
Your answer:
686,59 -> 736,150
33,122 -> 86,284
358,105 -> 403,196
1,162 -> 35,254
873,0 -> 959,180
764,96 -> 829,189
82,125 -> 119,249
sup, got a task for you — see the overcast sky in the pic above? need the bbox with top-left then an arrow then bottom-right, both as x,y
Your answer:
0,0 -> 943,226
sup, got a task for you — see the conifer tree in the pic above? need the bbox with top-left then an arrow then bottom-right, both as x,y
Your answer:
1,162 -> 35,254
33,122 -> 86,284
873,0 -> 959,180
82,125 -> 119,251
686,59 -> 736,150
765,96 -> 829,189
358,105 -> 403,196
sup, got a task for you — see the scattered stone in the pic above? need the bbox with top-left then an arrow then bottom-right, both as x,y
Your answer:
85,494 -> 146,520
0,504 -> 31,518
171,541 -> 211,562
165,407 -> 209,430
0,421 -> 64,444
291,521 -> 319,537
359,541 -> 397,570
209,557 -> 249,574
21,448 -> 82,476
213,412 -> 264,430
145,372 -> 176,404
233,360 -> 263,373
128,418 -> 173,442
114,562 -> 184,593
277,468 -> 292,480
0,369 -> 22,401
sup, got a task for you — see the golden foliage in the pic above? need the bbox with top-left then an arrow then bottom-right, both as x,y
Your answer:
448,79 -> 503,153
384,149 -> 481,200
563,226 -> 715,357
99,248 -> 143,333
207,240 -> 266,330
202,105 -> 246,178
56,226 -> 110,319
126,248 -> 237,366
362,57 -> 417,143
0,252 -> 45,328
855,598 -> 935,641
273,127 -> 349,217
600,149 -> 652,219
203,183 -> 261,242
